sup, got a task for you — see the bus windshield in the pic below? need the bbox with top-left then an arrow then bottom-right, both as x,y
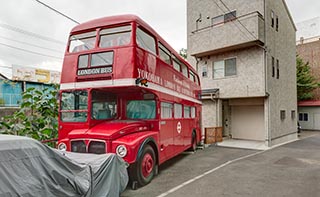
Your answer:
126,100 -> 156,119
69,25 -> 132,53
60,90 -> 88,122
99,25 -> 131,48
69,31 -> 96,53
91,90 -> 117,120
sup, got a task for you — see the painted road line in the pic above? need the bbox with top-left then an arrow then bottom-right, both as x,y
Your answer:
156,150 -> 266,197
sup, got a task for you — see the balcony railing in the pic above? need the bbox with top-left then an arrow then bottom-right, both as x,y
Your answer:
189,11 -> 265,57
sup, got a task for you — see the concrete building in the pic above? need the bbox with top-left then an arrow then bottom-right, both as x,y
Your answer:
297,38 -> 320,99
187,0 -> 297,148
296,17 -> 320,42
296,18 -> 320,130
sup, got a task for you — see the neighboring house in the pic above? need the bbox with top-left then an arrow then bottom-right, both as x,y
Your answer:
296,18 -> 320,131
0,80 -> 23,107
187,0 -> 297,148
297,38 -> 320,99
0,79 -> 55,107
0,78 -> 55,119
298,100 -> 320,130
296,17 -> 320,43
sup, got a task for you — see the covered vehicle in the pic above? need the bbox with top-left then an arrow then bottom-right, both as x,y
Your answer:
0,135 -> 128,196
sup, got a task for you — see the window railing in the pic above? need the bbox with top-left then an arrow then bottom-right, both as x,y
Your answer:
192,11 -> 264,34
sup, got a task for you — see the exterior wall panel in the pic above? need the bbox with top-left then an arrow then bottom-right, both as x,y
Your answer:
187,0 -> 297,147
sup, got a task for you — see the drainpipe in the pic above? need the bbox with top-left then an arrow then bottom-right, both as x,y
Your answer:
195,57 -> 205,146
264,0 -> 271,147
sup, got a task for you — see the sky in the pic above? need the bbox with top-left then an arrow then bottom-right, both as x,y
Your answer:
0,0 -> 319,78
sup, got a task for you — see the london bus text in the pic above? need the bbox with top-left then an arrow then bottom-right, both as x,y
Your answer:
57,14 -> 201,188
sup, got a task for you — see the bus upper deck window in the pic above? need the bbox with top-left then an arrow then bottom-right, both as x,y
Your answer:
99,26 -> 131,48
136,27 -> 156,54
69,31 -> 96,53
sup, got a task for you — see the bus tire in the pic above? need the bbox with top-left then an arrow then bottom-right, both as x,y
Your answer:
136,145 -> 156,186
188,131 -> 197,152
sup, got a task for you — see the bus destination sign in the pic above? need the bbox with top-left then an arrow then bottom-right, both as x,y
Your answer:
77,67 -> 112,76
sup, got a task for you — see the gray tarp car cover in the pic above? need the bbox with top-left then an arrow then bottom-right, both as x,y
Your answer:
0,135 -> 128,197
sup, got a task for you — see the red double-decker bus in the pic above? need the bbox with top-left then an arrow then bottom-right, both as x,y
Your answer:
57,14 -> 201,187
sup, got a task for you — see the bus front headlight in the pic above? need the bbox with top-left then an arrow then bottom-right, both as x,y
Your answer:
116,145 -> 127,158
58,142 -> 67,151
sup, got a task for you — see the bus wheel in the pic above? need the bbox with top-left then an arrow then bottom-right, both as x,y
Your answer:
137,145 -> 156,186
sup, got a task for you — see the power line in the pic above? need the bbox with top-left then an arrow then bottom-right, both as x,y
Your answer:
0,22 -> 65,45
0,65 -> 12,69
0,35 -> 63,53
212,0 -> 254,42
0,42 -> 63,60
218,0 -> 259,41
34,0 -> 80,24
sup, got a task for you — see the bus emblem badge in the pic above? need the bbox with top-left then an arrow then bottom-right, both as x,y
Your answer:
177,122 -> 182,134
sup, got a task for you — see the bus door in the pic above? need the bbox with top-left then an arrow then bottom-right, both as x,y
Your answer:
159,102 -> 175,161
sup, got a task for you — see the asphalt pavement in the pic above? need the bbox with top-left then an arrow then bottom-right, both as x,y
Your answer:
122,131 -> 320,197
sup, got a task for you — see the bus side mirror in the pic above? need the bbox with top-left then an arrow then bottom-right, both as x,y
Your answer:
135,78 -> 148,87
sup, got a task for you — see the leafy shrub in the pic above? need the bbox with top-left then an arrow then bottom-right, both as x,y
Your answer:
0,85 -> 59,147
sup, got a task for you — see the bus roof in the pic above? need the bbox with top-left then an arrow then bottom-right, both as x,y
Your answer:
70,14 -> 197,74
71,14 -> 147,33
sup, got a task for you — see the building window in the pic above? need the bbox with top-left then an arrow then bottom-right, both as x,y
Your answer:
280,110 -> 286,120
213,58 -> 236,79
224,10 -> 237,22
272,56 -> 275,77
212,11 -> 236,26
291,110 -> 296,120
202,64 -> 208,77
276,16 -> 279,31
271,10 -> 274,28
276,59 -> 279,79
299,113 -> 308,121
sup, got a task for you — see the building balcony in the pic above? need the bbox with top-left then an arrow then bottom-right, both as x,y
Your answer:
189,12 -> 265,57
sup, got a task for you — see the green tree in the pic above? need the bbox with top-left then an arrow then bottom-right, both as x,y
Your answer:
179,48 -> 187,59
0,85 -> 59,147
297,56 -> 319,101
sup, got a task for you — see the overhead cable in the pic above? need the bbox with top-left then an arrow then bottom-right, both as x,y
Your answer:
0,65 -> 12,69
0,22 -> 65,45
0,42 -> 63,60
34,0 -> 80,24
218,0 -> 258,41
0,35 -> 63,53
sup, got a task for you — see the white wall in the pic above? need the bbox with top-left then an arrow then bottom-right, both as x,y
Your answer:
298,106 -> 320,130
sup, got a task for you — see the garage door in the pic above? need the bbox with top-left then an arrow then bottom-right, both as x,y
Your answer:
231,105 -> 265,141
313,114 -> 320,130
